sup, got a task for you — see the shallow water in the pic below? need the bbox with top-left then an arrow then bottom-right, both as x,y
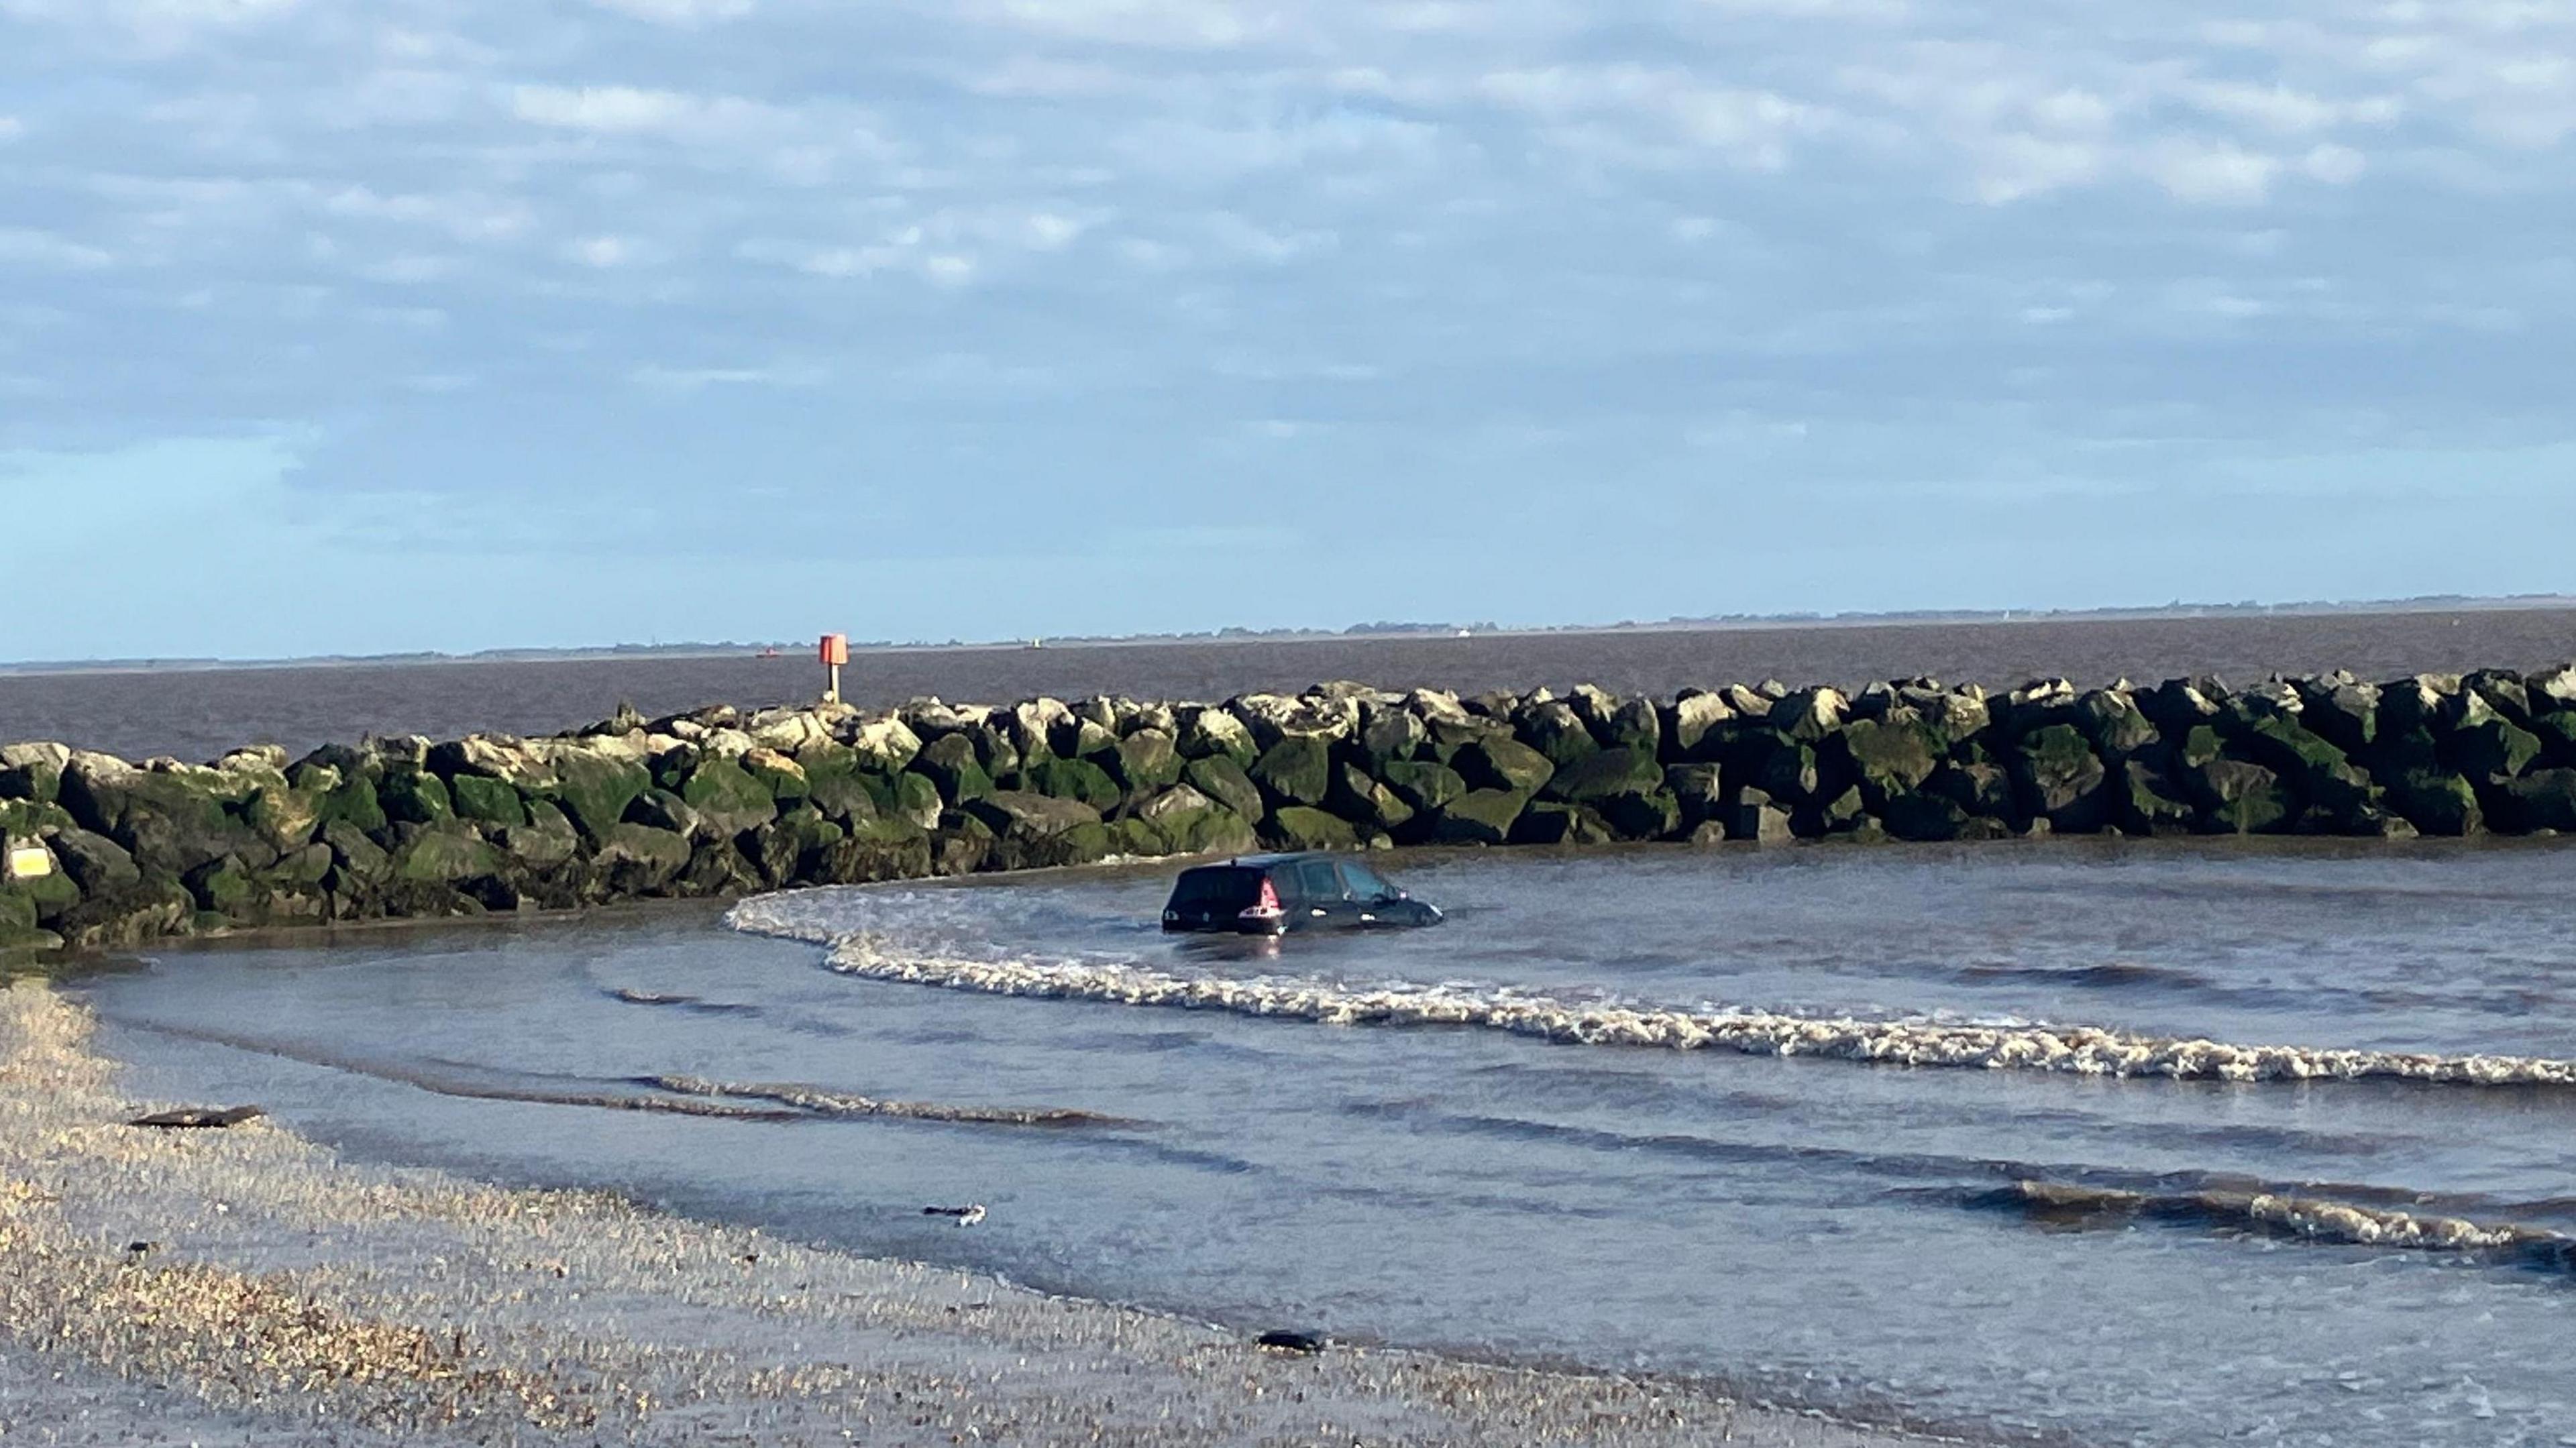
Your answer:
79,840 -> 2576,1447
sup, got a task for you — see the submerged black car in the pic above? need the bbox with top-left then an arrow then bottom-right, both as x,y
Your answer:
1161,852 -> 1443,936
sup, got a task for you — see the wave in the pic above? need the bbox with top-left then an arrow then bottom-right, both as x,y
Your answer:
1982,1180 -> 2576,1268
639,1074 -> 1128,1127
727,897 -> 2576,1089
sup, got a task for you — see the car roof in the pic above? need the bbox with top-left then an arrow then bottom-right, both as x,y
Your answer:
1183,852 -> 1336,871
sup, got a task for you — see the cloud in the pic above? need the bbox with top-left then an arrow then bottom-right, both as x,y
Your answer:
508,84 -> 784,140
584,0 -> 755,24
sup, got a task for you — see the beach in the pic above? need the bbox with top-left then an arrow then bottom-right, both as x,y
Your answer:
0,979 -> 1948,1447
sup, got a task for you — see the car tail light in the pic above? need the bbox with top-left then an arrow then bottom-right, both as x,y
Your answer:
1239,877 -> 1284,923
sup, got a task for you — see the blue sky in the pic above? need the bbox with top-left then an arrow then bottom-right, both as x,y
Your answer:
1,0 -> 2571,660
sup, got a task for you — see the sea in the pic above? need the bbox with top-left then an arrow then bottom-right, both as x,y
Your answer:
25,610 -> 2576,1448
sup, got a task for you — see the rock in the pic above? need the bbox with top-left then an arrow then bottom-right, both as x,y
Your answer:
2528,663 -> 2576,708
1182,756 -> 1265,824
845,714 -> 923,773
679,759 -> 780,836
1267,806 -> 1359,852
912,733 -> 996,805
127,1105 -> 264,1129
1927,761 -> 2015,820
1327,764 -> 1413,836
1542,747 -> 1661,807
2118,758 -> 2198,836
2450,712 -> 2542,780
740,746 -> 810,803
749,807 -> 845,887
1177,708 -> 1258,765
2366,769 -> 2475,836
590,822 -> 692,890
313,775 -> 387,834
1355,703 -> 1427,767
1917,686 -> 1992,746
929,813 -> 996,877
1026,756 -> 1122,810
1882,791 -> 1978,842
1665,764 -> 1726,828
1136,784 -> 1216,823
48,826 -> 140,895
1426,789 -> 1527,846
2076,691 -> 2158,757
1717,788 -> 1795,844
2185,760 -> 2294,835
531,748 -> 650,839
964,791 -> 1102,841
1666,691 -> 1735,759
1379,761 -> 1468,815
1769,687 -> 1848,743
1156,806 -> 1260,857
2013,726 -> 2110,831
1454,737 -> 1555,796
392,825 -> 507,884
1111,729 -> 1182,794
1836,718 -> 1941,805
1511,802 -> 1613,846
1229,693 -> 1354,752
806,769 -> 882,826
378,769 -> 453,826
627,788 -> 703,840
2377,674 -> 2459,736
2500,769 -> 2576,831
55,875 -> 195,950
1515,699 -> 1599,770
320,818 -> 392,884
1737,731 -> 1819,803
813,817 -> 934,883
2297,679 -> 2380,752
1248,737 -> 1334,808
497,800 -> 582,871
64,757 -> 275,875
447,774 -> 527,827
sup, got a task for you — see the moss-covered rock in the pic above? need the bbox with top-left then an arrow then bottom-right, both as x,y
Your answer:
1837,718 -> 1941,804
1427,789 -> 1525,845
2450,714 -> 2542,780
1248,737 -> 1333,808
2186,760 -> 2294,835
378,768 -> 453,827
2118,758 -> 2197,836
590,822 -> 691,891
741,746 -> 810,803
54,874 -> 194,950
1155,805 -> 1260,857
1736,730 -> 1820,803
2383,769 -> 2483,836
1183,755 -> 1265,823
1455,737 -> 1554,797
1177,708 -> 1257,765
63,759 -> 273,876
394,825 -> 507,883
815,816 -> 934,884
679,758 -> 778,836
535,749 -> 651,839
1026,756 -> 1122,811
497,801 -> 582,870
964,791 -> 1101,841
1511,802 -> 1612,846
1327,763 -> 1413,836
912,733 -> 995,805
2014,725 -> 2110,830
448,774 -> 528,828
2500,769 -> 2576,831
1515,700 -> 1599,771
1379,761 -> 1468,814
2076,691 -> 2159,757
1266,806 -> 1360,852
1112,729 -> 1182,794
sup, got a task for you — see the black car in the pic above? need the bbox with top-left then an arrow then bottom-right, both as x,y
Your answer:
1161,852 -> 1443,936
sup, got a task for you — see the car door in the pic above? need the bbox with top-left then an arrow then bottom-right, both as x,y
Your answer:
1337,860 -> 1400,927
1291,859 -> 1360,931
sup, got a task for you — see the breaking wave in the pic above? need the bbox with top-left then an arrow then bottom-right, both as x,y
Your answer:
1983,1180 -> 2576,1268
727,895 -> 2576,1088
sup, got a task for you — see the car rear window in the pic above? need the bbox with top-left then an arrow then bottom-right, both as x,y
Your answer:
1169,867 -> 1262,909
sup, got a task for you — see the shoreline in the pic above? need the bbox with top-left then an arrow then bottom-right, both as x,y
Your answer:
0,980 -> 1974,1447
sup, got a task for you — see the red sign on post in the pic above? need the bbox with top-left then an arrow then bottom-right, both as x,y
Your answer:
818,634 -> 849,666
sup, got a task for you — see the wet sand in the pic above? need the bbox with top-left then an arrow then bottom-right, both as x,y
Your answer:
0,983 -> 1963,1448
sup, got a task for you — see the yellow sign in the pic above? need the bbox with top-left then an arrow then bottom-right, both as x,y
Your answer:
5,844 -> 51,881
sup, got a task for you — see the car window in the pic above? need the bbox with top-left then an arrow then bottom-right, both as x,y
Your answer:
1338,862 -> 1392,898
1295,860 -> 1343,899
1169,868 -> 1259,908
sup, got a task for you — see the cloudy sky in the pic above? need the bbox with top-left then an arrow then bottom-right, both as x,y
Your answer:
2,0 -> 2571,659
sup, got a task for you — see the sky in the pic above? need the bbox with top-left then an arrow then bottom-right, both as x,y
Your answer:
1,0 -> 2572,661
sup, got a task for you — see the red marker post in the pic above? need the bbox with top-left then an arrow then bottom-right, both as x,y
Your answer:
819,633 -> 849,704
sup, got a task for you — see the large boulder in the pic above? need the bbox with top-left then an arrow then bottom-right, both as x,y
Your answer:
1665,691 -> 1735,760
1327,763 -> 1413,836
2449,708 -> 2542,780
1111,729 -> 1182,795
2297,677 -> 2379,752
1836,717 -> 1941,806
1768,687 -> 1847,743
2118,758 -> 2198,836
1248,737 -> 1334,809
1026,756 -> 1122,810
590,822 -> 692,891
1182,755 -> 1265,824
964,791 -> 1102,842
1455,737 -> 1555,796
1735,730 -> 1819,803
1543,747 -> 1661,806
2500,769 -> 2576,831
2013,726 -> 2110,831
1426,789 -> 1527,846
1379,761 -> 1468,815
2075,691 -> 2158,758
1515,699 -> 1599,770
1927,761 -> 2016,820
393,824 -> 508,885
2185,760 -> 2294,835
815,817 -> 934,884
680,758 -> 781,836
447,775 -> 527,828
529,747 -> 650,839
1155,806 -> 1260,857
1177,707 -> 1258,765
48,826 -> 140,895
1354,703 -> 1427,768
62,756 -> 274,876
910,733 -> 995,805
1266,806 -> 1360,852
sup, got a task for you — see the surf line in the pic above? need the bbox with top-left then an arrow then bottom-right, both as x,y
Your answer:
728,911 -> 2576,1089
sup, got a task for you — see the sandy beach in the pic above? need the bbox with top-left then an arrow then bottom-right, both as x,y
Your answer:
0,981 -> 1958,1448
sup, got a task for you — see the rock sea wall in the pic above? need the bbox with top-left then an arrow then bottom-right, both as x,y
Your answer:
6,665 -> 2576,953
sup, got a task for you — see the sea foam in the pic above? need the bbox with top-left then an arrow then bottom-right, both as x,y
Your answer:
727,893 -> 2576,1088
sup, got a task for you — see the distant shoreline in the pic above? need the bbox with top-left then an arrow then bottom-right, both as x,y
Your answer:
7,594 -> 2573,679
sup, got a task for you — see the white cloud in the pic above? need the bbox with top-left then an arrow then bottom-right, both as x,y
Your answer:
564,235 -> 640,268
0,116 -> 23,144
2142,138 -> 2283,204
508,84 -> 784,141
0,227 -> 114,270
584,0 -> 755,24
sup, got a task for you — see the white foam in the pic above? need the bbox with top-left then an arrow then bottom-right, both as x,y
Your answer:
727,895 -> 2576,1088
